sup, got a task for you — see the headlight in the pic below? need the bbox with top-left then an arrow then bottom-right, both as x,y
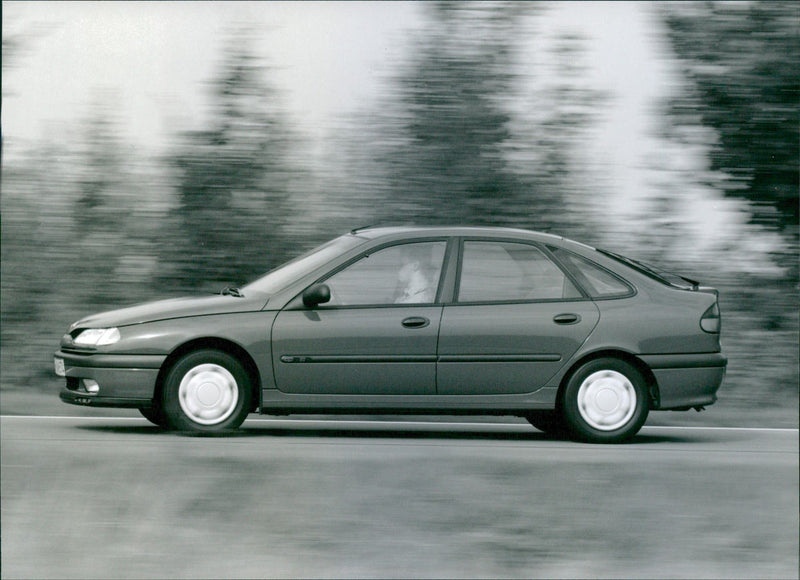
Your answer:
73,328 -> 121,347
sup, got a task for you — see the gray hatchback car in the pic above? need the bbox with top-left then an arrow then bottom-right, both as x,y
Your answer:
55,226 -> 726,442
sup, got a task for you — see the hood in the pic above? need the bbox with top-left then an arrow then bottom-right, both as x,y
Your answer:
71,293 -> 269,329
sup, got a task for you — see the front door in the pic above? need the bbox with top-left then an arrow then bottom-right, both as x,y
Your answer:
272,240 -> 448,395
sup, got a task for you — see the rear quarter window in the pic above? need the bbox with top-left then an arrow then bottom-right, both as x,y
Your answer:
548,247 -> 634,299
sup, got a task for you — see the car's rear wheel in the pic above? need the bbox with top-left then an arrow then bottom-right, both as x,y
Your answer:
525,411 -> 568,436
562,358 -> 649,443
162,350 -> 251,432
139,404 -> 168,427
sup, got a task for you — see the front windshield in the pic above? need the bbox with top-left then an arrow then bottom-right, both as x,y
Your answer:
243,235 -> 366,295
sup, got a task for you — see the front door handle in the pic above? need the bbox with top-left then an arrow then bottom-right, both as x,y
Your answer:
402,316 -> 430,329
553,313 -> 580,325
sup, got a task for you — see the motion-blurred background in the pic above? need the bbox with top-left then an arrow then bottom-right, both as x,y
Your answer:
2,2 -> 797,425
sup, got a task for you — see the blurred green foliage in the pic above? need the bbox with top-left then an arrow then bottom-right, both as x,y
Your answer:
661,2 -> 799,413
1,3 -> 797,419
373,3 -> 531,227
664,1 -> 799,234
156,36 -> 300,292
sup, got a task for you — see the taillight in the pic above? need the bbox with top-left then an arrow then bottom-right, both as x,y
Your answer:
700,302 -> 721,333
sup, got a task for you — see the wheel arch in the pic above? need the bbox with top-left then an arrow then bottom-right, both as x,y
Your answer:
155,337 -> 262,412
557,349 -> 660,410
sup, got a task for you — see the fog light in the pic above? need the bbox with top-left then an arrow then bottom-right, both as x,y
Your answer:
82,379 -> 100,394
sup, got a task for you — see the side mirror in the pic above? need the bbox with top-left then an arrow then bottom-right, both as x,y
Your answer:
302,283 -> 331,308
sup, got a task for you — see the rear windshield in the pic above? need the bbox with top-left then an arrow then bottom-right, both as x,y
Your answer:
598,250 -> 699,290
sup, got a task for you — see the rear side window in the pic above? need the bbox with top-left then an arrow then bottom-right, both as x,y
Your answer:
458,241 -> 582,302
549,247 -> 634,299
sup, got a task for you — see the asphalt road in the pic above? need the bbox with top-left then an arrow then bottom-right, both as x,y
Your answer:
1,416 -> 797,579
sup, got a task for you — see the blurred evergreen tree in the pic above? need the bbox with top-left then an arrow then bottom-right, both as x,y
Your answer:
372,1 -> 542,228
160,35 -> 297,291
506,28 -> 610,242
663,2 -> 799,235
73,111 -> 128,232
71,107 -> 133,307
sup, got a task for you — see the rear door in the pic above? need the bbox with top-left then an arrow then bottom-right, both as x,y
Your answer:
437,240 -> 599,395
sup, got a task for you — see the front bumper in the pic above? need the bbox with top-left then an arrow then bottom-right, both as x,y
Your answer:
640,352 -> 727,410
55,350 -> 165,408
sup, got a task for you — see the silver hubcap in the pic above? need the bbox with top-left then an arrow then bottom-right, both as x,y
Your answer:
178,363 -> 239,425
577,370 -> 636,431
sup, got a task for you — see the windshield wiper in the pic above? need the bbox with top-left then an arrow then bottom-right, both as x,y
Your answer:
220,286 -> 244,298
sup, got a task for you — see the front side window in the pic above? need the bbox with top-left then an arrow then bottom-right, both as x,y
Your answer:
458,241 -> 581,302
324,241 -> 447,306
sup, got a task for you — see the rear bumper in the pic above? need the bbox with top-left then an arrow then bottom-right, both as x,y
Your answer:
640,353 -> 727,410
54,350 -> 164,407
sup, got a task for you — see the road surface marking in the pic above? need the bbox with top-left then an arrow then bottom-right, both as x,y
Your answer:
1,415 -> 797,432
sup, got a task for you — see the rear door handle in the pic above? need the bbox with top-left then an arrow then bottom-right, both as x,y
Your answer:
402,316 -> 430,329
553,313 -> 580,325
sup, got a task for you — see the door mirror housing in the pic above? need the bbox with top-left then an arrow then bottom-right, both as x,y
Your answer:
302,283 -> 331,307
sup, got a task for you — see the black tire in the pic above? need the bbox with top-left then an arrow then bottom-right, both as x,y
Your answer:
162,349 -> 251,433
139,404 -> 168,427
525,411 -> 568,436
562,358 -> 649,443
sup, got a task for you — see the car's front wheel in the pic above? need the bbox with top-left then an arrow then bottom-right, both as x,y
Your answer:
162,350 -> 251,432
562,358 -> 649,443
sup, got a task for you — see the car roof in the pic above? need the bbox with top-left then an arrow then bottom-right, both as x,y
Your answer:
350,225 -> 571,243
